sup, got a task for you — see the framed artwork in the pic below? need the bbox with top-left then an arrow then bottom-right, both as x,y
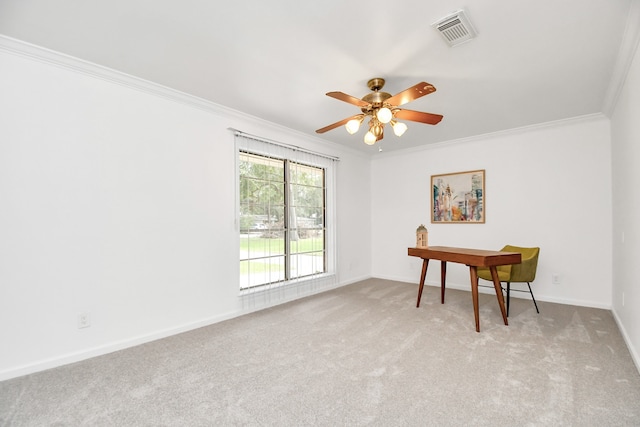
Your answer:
431,169 -> 485,223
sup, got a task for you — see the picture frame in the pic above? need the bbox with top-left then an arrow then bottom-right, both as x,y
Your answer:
431,169 -> 485,223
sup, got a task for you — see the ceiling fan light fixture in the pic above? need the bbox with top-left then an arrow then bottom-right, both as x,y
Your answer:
391,120 -> 408,137
364,131 -> 377,145
376,107 -> 393,124
345,117 -> 363,134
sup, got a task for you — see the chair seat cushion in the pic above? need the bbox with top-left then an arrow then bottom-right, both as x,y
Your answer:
477,267 -> 511,282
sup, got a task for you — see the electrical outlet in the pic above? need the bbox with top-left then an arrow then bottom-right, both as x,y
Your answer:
552,274 -> 560,285
77,312 -> 91,329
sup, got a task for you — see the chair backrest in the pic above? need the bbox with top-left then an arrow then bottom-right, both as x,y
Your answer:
500,245 -> 540,283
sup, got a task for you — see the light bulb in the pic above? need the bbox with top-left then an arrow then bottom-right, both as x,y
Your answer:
376,107 -> 392,124
345,118 -> 362,134
364,131 -> 377,145
391,121 -> 408,137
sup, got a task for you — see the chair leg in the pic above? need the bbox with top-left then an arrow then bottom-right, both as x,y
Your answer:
506,282 -> 511,317
527,282 -> 540,313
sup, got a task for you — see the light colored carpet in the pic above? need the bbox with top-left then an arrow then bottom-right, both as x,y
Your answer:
1,278 -> 639,426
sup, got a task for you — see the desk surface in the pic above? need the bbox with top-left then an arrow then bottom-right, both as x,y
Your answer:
408,246 -> 521,267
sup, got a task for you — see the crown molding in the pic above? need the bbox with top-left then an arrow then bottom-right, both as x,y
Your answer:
602,1 -> 640,116
0,34 -> 248,118
374,113 -> 608,159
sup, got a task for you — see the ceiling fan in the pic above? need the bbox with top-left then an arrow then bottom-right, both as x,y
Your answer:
316,78 -> 443,145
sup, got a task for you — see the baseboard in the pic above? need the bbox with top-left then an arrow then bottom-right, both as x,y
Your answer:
0,276 -> 369,382
611,309 -> 640,375
371,274 -> 612,309
0,311 -> 239,382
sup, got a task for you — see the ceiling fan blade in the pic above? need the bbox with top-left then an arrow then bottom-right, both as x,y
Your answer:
315,114 -> 363,134
326,91 -> 370,108
394,109 -> 443,125
385,82 -> 436,107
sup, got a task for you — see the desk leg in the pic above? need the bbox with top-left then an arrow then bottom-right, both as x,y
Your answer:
440,261 -> 447,304
416,259 -> 429,308
469,266 -> 481,332
490,266 -> 509,326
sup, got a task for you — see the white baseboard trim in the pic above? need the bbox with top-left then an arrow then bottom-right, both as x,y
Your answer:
0,277 -> 370,382
611,309 -> 640,375
372,274 -> 611,310
0,311 -> 237,382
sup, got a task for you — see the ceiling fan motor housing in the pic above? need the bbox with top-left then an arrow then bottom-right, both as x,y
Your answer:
362,91 -> 391,107
363,78 -> 392,108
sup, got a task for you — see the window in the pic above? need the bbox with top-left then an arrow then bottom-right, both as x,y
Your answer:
236,132 -> 336,291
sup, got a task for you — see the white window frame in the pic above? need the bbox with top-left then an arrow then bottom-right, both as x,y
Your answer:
235,131 -> 337,293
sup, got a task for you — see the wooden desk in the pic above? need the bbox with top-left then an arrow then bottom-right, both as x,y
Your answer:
408,246 -> 522,332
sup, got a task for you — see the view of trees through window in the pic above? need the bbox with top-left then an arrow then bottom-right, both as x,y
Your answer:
239,151 -> 326,290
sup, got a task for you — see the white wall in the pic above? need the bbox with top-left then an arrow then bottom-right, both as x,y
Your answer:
610,36 -> 640,370
0,41 -> 372,380
371,116 -> 613,309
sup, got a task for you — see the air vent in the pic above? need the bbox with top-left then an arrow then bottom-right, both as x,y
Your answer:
432,10 -> 477,47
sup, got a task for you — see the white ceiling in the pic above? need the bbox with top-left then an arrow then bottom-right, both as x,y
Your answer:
0,0 -> 636,153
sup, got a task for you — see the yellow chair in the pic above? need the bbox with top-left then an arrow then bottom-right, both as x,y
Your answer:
477,245 -> 540,316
